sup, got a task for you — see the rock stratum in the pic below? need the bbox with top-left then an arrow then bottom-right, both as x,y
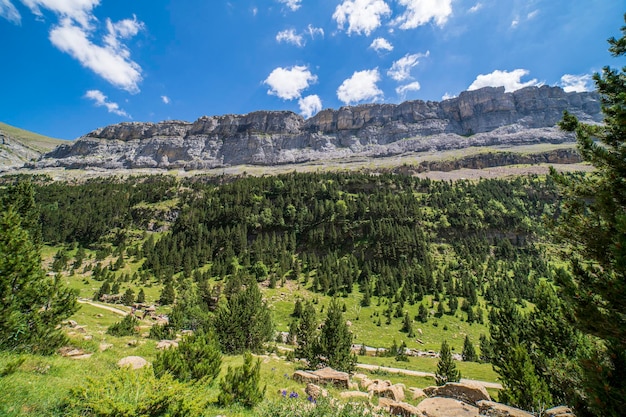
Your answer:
35,86 -> 601,170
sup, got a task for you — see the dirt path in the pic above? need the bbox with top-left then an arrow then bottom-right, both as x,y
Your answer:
355,363 -> 503,390
77,299 -> 128,316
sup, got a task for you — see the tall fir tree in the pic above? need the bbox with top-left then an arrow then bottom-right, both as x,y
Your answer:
551,15 -> 626,416
294,300 -> 318,366
214,277 -> 273,354
317,298 -> 356,372
0,207 -> 78,354
462,335 -> 477,362
435,340 -> 461,386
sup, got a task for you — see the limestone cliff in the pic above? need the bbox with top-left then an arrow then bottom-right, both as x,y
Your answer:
35,86 -> 601,170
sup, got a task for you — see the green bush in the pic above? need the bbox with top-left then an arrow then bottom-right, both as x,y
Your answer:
106,314 -> 138,337
153,332 -> 222,383
61,367 -> 208,417
218,352 -> 264,408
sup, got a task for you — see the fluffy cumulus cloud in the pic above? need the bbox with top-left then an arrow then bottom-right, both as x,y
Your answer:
0,0 -> 21,24
50,18 -> 143,93
370,37 -> 393,52
559,74 -> 593,93
84,89 -> 130,117
394,0 -> 452,30
276,28 -> 304,47
396,81 -> 421,96
277,0 -> 301,12
298,94 -> 322,118
333,0 -> 391,36
1,0 -> 144,93
264,65 -> 317,100
161,95 -> 170,104
337,69 -> 383,104
387,51 -> 428,81
468,69 -> 540,93
442,92 -> 456,100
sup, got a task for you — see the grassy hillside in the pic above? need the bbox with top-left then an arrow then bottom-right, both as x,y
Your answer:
0,122 -> 67,152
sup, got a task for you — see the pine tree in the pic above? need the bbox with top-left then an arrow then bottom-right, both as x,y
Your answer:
0,207 -> 78,354
317,298 -> 356,372
417,303 -> 428,323
462,335 -> 477,362
136,288 -> 146,304
153,332 -> 222,383
218,352 -> 265,408
550,17 -> 626,415
121,288 -> 135,305
214,277 -> 273,354
159,280 -> 175,305
435,340 -> 461,386
294,301 -> 318,365
401,312 -> 415,337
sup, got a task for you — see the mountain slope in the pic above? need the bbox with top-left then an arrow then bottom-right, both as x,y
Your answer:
0,122 -> 67,171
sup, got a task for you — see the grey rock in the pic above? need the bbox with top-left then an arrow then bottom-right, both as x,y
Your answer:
34,86 -> 601,170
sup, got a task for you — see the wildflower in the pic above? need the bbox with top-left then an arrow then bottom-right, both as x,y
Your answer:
289,391 -> 298,399
282,390 -> 287,397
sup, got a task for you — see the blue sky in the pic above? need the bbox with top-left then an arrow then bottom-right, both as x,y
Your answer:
0,0 -> 623,140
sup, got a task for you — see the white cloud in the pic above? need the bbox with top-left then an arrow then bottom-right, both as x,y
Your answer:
394,0 -> 452,30
468,69 -> 540,93
387,51 -> 428,81
468,3 -> 482,13
337,68 -> 383,105
370,37 -> 393,52
333,0 -> 391,36
264,65 -> 317,100
396,81 -> 421,96
442,92 -> 456,100
3,0 -> 144,93
277,0 -> 301,11
298,94 -> 322,118
0,0 -> 21,24
252,7 -> 258,16
560,74 -> 594,93
527,10 -> 539,19
21,0 -> 100,29
306,24 -> 324,39
276,28 -> 304,47
161,95 -> 170,104
50,18 -> 143,93
85,89 -> 130,117
511,18 -> 519,28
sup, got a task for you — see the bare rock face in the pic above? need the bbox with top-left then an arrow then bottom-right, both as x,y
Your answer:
34,86 -> 601,170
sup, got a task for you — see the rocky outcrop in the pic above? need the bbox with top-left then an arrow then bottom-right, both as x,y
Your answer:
34,86 -> 601,170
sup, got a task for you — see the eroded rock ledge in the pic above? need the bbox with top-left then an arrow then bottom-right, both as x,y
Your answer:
35,86 -> 600,170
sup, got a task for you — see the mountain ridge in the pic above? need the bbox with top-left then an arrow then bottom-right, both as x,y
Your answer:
33,85 -> 601,170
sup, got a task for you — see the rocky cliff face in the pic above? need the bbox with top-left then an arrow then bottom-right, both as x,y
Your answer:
36,86 -> 601,170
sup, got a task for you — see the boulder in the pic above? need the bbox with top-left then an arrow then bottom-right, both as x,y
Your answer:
117,356 -> 149,369
378,398 -> 422,417
305,383 -> 328,399
359,376 -> 374,390
416,397 -> 480,417
293,370 -> 320,384
409,387 -> 427,400
425,382 -> 491,406
477,400 -> 534,417
99,343 -> 113,352
379,384 -> 405,402
545,406 -> 576,417
339,391 -> 370,400
310,367 -> 350,388
156,340 -> 179,350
